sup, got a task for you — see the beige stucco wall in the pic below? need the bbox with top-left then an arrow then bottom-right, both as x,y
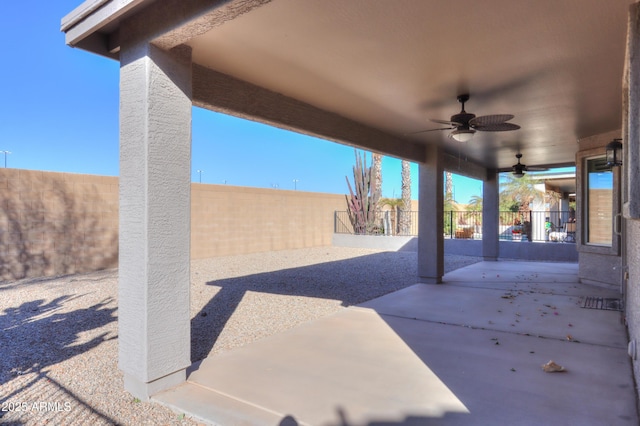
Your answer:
626,219 -> 640,373
0,169 -> 347,280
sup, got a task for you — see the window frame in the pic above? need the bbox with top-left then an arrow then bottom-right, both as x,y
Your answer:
576,148 -> 621,256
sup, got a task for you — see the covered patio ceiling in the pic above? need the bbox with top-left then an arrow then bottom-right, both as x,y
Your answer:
64,0 -> 631,172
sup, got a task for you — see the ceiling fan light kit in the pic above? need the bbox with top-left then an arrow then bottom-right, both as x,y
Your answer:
450,128 -> 475,142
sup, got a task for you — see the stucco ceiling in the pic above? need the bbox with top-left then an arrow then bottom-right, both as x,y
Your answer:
185,0 -> 630,170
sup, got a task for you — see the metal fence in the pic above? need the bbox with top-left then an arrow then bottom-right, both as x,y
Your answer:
334,211 -> 419,236
334,211 -> 355,234
443,210 -> 482,240
335,210 -> 576,242
497,210 -> 575,242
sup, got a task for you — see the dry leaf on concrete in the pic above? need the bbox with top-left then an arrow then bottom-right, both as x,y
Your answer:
542,360 -> 566,373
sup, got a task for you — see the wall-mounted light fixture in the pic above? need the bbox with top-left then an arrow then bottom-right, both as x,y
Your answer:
606,138 -> 623,167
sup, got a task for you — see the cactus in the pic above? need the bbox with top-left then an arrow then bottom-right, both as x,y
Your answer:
345,150 -> 381,234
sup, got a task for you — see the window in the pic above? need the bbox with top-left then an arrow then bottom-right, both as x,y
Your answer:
576,147 -> 620,256
586,157 -> 613,246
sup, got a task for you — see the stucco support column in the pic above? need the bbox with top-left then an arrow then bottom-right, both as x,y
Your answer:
118,42 -> 192,400
418,144 -> 444,283
482,170 -> 500,261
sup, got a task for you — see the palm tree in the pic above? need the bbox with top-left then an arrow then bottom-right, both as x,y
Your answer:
466,195 -> 483,231
468,195 -> 483,212
398,160 -> 412,235
372,152 -> 383,226
500,173 -> 542,212
500,173 -> 546,239
445,171 -> 454,202
372,153 -> 383,203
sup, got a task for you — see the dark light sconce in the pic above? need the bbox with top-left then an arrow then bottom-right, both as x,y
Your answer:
606,138 -> 623,167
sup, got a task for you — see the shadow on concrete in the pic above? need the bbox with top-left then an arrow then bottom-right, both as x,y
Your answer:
0,179 -> 118,281
334,408 -> 470,426
191,252 -> 481,362
278,410 -> 471,426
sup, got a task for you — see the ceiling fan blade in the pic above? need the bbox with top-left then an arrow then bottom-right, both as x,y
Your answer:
406,127 -> 454,135
429,118 -> 461,126
469,114 -> 515,126
473,122 -> 521,132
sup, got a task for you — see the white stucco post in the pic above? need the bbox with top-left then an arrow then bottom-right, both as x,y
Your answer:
418,144 -> 444,283
118,42 -> 192,400
482,170 -> 499,260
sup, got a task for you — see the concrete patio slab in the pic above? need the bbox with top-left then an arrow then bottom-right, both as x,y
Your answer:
359,284 -> 626,349
154,261 -> 637,425
444,260 -> 582,285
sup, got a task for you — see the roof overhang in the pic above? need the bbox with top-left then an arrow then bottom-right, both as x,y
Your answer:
62,0 -> 632,174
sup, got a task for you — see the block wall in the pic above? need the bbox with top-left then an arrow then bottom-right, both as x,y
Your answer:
0,169 -> 119,280
190,183 -> 345,258
0,169 -> 346,280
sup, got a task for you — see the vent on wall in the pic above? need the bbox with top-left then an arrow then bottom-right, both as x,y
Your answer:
581,297 -> 622,311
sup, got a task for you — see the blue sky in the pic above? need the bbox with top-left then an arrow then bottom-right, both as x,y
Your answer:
1,1 -> 482,204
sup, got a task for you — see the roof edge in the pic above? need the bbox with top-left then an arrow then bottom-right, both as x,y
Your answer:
61,0 -> 151,54
60,0 -> 111,32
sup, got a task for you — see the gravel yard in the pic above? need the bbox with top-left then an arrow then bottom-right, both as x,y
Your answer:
0,247 -> 480,425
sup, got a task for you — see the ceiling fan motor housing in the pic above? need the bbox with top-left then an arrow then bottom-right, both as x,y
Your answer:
513,154 -> 526,177
451,112 -> 476,128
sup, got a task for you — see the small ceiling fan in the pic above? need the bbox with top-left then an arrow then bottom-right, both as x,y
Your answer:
412,94 -> 520,142
512,153 -> 547,178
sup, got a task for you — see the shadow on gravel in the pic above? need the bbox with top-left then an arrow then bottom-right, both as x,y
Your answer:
191,252 -> 481,362
0,294 -> 117,387
0,370 -> 119,425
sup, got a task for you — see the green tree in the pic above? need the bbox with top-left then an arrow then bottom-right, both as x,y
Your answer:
443,193 -> 461,237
